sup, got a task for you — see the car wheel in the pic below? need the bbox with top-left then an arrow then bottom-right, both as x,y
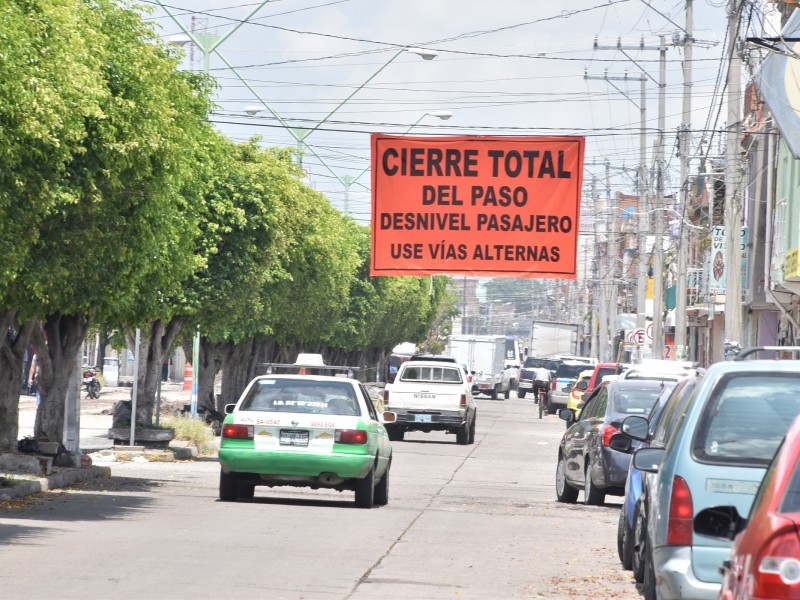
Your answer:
504,386 -> 510,400
219,470 -> 238,502
488,386 -> 498,399
467,415 -> 476,444
386,425 -> 404,442
620,509 -> 634,570
238,483 -> 255,500
555,453 -> 579,503
642,536 -> 657,600
517,389 -> 527,399
584,460 -> 605,506
374,462 -> 390,506
456,420 -> 470,445
546,395 -> 557,414
355,464 -> 375,508
632,504 -> 647,583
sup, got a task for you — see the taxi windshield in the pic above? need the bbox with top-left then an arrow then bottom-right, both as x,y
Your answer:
239,379 -> 361,416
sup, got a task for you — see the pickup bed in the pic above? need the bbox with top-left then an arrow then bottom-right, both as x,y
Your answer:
383,360 -> 476,445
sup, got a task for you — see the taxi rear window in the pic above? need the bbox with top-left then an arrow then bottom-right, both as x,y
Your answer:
239,379 -> 361,416
693,373 -> 800,467
400,366 -> 463,384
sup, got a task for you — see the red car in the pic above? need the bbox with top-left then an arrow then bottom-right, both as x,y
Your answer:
708,414 -> 800,600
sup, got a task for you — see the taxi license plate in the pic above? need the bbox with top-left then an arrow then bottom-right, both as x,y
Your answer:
415,414 -> 432,423
279,429 -> 309,446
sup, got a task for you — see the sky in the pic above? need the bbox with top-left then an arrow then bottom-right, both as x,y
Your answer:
137,0 -> 770,230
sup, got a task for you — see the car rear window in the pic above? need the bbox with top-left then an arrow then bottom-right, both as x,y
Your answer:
240,379 -> 361,416
523,357 -> 559,370
556,363 -> 587,380
693,373 -> 800,466
594,367 -> 618,383
610,387 -> 663,415
400,365 -> 463,384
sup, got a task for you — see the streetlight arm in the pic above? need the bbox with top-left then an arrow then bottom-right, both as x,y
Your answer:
303,47 -> 407,138
207,1 -> 274,54
216,54 -> 298,137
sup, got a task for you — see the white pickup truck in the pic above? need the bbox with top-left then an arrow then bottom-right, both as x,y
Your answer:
382,358 -> 477,445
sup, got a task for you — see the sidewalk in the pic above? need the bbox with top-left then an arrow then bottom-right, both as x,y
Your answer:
3,383 -> 196,502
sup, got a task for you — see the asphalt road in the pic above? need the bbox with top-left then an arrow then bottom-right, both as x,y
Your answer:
2,392 -> 640,600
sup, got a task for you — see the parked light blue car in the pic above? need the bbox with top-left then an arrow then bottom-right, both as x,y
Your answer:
627,348 -> 800,600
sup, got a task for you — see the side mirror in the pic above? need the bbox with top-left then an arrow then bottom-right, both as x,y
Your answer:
632,447 -> 664,473
621,415 -> 650,442
224,403 -> 236,414
382,411 -> 397,423
694,506 -> 746,541
558,408 -> 575,423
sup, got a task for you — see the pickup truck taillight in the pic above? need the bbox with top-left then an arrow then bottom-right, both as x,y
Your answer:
460,394 -> 467,407
383,390 -> 389,407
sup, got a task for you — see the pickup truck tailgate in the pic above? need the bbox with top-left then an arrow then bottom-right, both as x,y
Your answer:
387,387 -> 463,411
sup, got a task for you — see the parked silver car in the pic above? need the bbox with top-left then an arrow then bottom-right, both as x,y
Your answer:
628,347 -> 800,600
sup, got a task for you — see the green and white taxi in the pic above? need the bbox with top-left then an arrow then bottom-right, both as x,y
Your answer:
218,375 -> 394,508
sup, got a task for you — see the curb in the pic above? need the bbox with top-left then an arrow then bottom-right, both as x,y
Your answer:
0,466 -> 111,501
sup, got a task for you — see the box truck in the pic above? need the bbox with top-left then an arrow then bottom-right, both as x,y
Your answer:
446,335 -> 516,400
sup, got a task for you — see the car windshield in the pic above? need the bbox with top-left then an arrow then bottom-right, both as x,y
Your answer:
693,373 -> 800,466
400,365 -> 463,384
239,379 -> 361,416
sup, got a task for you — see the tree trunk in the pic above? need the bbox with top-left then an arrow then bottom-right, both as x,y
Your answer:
0,311 -> 36,450
198,338 -> 221,412
128,318 -> 185,425
95,327 -> 109,371
219,338 -> 259,412
33,313 -> 91,442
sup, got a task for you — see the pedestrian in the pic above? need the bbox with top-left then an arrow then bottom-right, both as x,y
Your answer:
28,354 -> 41,407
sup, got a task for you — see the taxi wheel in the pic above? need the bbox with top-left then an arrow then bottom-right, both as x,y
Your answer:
238,483 -> 255,500
219,470 -> 239,502
355,465 -> 375,508
374,463 -> 390,506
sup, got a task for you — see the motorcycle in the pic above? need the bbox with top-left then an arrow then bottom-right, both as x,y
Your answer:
83,366 -> 101,399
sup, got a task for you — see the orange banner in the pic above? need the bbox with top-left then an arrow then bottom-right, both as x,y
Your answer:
370,135 -> 584,278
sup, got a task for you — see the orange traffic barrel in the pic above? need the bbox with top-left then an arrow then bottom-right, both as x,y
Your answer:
183,363 -> 193,391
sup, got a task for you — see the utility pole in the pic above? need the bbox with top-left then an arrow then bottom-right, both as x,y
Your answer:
724,0 -> 744,345
652,36 -> 667,359
606,160 -> 618,354
675,0 -> 693,360
589,38 -> 659,338
593,177 -> 605,360
584,72 -> 649,335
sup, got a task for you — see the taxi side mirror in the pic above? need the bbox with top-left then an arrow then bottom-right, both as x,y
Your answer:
224,404 -> 236,414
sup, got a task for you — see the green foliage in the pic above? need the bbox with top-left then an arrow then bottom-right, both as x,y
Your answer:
4,0 -> 217,324
0,0 -> 106,288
